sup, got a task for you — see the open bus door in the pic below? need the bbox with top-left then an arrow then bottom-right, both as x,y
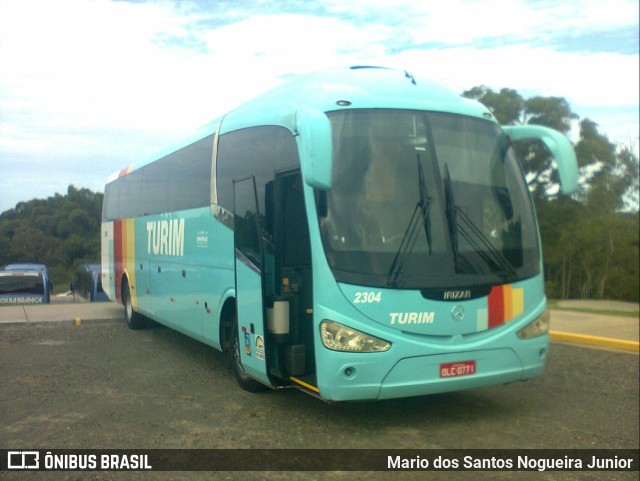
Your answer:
233,175 -> 271,387
269,170 -> 316,390
232,170 -> 315,392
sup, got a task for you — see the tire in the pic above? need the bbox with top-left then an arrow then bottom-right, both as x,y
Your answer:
228,317 -> 266,393
122,280 -> 146,330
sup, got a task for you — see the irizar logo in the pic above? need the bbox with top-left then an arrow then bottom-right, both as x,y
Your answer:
389,312 -> 435,325
443,290 -> 472,300
146,219 -> 185,256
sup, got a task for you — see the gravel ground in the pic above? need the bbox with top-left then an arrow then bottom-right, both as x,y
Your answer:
1,320 -> 638,481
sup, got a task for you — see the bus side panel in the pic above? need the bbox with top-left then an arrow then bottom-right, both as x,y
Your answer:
132,217 -> 152,316
140,207 -> 234,346
145,212 -> 195,336
201,216 -> 235,350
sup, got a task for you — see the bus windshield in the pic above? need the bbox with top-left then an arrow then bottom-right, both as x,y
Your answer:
319,109 -> 539,289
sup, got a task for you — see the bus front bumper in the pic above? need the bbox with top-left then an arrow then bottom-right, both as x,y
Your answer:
315,339 -> 548,402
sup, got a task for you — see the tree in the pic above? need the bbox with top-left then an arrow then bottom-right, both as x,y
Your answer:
463,86 -> 524,124
464,86 -> 639,301
463,86 -> 580,197
0,185 -> 104,290
7,226 -> 60,266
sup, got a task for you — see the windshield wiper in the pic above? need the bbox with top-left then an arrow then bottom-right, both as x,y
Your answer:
443,163 -> 516,278
386,154 -> 433,287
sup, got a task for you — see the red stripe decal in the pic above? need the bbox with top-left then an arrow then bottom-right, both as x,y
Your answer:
488,285 -> 505,328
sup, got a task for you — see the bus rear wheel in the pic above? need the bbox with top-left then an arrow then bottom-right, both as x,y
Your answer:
122,280 -> 146,330
229,318 -> 266,393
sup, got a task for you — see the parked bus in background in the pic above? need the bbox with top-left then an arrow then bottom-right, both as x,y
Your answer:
0,263 -> 52,304
70,263 -> 109,302
101,67 -> 578,401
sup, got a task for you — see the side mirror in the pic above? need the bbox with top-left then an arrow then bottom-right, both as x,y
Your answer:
296,109 -> 333,190
503,125 -> 579,195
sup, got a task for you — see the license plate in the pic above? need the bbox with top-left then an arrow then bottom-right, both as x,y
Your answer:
440,360 -> 476,378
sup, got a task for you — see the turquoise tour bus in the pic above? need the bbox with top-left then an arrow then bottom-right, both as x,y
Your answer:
101,67 -> 578,401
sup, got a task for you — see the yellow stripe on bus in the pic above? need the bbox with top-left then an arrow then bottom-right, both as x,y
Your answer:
512,287 -> 524,318
290,376 -> 320,393
124,218 -> 137,308
503,284 -> 512,321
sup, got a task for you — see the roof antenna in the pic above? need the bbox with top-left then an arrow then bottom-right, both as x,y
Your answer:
404,69 -> 417,85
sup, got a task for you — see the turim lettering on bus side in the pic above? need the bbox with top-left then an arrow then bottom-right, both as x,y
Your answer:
146,219 -> 185,257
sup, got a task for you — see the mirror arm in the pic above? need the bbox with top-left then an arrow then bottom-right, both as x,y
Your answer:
503,125 -> 579,195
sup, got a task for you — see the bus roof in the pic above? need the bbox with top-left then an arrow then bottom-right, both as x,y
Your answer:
107,66 -> 495,183
221,66 -> 494,133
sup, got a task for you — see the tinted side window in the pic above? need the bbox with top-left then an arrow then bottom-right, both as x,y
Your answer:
118,168 -> 145,218
281,173 -> 311,266
103,134 -> 214,220
140,160 -> 170,216
234,177 -> 261,268
103,182 -> 119,221
170,136 -> 213,212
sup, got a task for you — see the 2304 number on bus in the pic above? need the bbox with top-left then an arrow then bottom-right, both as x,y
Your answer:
353,291 -> 382,304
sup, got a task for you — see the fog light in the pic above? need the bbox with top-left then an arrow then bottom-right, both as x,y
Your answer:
517,310 -> 550,339
320,320 -> 391,352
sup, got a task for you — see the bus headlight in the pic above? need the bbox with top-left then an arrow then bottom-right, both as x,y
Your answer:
517,310 -> 550,339
320,320 -> 391,352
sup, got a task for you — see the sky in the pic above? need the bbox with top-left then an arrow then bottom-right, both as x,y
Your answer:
0,0 -> 638,214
